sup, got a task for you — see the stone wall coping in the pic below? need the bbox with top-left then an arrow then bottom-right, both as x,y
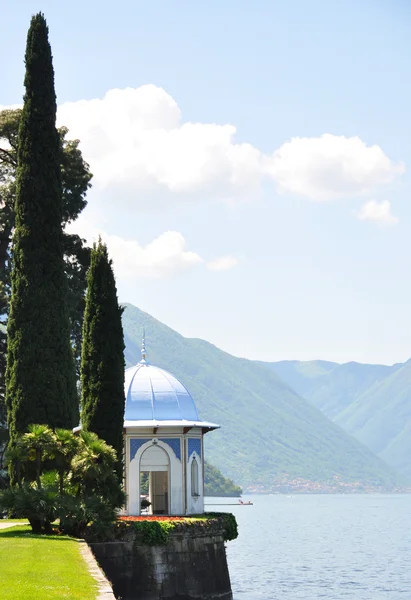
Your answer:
100,519 -> 226,544
78,539 -> 116,600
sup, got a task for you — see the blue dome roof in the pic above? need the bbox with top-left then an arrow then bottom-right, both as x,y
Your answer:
124,361 -> 200,422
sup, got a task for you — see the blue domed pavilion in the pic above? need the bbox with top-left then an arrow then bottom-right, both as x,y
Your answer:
123,337 -> 219,516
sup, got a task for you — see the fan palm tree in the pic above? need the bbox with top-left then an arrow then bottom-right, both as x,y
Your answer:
20,425 -> 54,489
51,429 -> 79,495
71,430 -> 120,499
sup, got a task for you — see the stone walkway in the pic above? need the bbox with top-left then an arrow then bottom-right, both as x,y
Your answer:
0,521 -> 27,530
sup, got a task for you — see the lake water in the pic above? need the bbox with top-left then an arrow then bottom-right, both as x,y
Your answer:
205,494 -> 411,600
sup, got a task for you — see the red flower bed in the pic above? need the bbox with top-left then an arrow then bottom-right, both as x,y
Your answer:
118,516 -> 188,522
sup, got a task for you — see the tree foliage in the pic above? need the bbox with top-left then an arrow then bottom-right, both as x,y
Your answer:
81,240 -> 125,476
6,14 -> 79,446
0,283 -> 7,488
0,109 -> 92,379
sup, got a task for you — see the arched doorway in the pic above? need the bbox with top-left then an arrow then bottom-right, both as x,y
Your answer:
140,444 -> 170,515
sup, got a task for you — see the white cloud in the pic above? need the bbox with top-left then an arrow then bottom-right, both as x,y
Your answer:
266,134 -> 404,202
67,219 -> 203,278
356,200 -> 399,226
57,85 -> 262,206
2,88 -> 404,281
108,231 -> 204,278
67,219 -> 239,279
207,255 -> 238,271
54,86 -> 404,206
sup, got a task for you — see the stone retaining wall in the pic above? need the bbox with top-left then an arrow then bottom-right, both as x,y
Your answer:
90,525 -> 232,600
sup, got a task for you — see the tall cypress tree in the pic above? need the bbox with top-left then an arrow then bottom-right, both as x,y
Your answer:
81,240 -> 125,475
6,14 -> 78,445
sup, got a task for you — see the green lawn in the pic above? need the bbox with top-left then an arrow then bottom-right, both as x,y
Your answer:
0,526 -> 98,600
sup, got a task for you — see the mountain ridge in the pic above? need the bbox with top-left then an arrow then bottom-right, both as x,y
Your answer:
268,359 -> 411,479
122,303 -> 405,492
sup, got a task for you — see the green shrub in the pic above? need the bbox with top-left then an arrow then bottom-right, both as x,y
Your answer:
59,493 -> 124,539
0,485 -> 58,533
132,520 -> 175,545
0,426 -> 124,536
204,512 -> 238,541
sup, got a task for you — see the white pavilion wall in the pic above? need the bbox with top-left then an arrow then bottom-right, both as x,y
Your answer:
186,437 -> 204,515
126,436 -> 183,516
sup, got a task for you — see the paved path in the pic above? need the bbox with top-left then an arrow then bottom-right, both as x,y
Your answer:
0,522 -> 27,530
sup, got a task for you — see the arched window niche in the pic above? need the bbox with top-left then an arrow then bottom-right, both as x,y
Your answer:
140,444 -> 170,515
191,456 -> 200,497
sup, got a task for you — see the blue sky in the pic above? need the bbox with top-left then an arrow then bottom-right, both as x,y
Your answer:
2,0 -> 411,364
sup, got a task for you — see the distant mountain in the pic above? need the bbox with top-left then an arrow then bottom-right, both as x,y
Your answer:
122,304 -> 403,492
262,360 -> 337,399
269,360 -> 401,418
335,360 -> 411,478
268,359 -> 410,478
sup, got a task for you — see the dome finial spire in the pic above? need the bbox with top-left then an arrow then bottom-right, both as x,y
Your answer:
141,328 -> 146,362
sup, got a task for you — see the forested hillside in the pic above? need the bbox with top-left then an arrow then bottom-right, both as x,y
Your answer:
204,462 -> 242,496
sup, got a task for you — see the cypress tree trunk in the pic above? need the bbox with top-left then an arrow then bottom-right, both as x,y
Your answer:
6,13 -> 78,445
81,240 -> 125,476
